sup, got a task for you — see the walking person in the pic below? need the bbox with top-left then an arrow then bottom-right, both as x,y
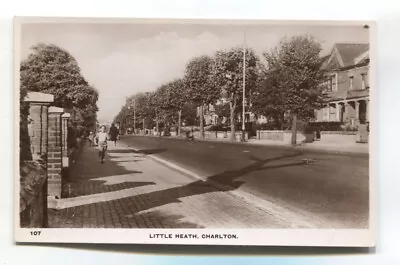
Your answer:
96,125 -> 108,164
109,123 -> 119,146
87,131 -> 95,146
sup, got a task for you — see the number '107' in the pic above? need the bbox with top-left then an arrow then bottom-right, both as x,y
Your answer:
30,231 -> 41,236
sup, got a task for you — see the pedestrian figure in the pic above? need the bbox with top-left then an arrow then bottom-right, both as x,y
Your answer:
96,125 -> 108,163
109,123 -> 119,146
88,131 -> 94,146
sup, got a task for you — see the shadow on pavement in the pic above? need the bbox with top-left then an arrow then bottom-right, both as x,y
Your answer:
137,211 -> 204,228
62,145 -> 152,198
54,151 -> 305,228
107,148 -> 167,155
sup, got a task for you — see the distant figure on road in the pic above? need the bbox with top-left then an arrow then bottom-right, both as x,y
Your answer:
186,130 -> 194,141
88,132 -> 94,146
96,125 -> 108,164
109,123 -> 119,146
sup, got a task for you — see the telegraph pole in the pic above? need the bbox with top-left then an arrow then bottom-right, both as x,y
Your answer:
133,100 -> 136,134
241,30 -> 246,142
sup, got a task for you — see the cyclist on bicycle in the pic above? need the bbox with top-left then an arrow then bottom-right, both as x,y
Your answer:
96,125 -> 108,163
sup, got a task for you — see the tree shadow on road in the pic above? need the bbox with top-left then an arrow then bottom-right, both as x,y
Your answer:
107,148 -> 167,155
79,151 -> 306,228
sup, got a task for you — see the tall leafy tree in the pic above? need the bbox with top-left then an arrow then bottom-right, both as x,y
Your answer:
251,66 -> 287,129
184,55 -> 220,139
160,79 -> 187,136
263,35 -> 327,144
20,43 -> 99,132
214,101 -> 230,125
214,47 -> 260,141
181,102 -> 198,126
149,89 -> 164,135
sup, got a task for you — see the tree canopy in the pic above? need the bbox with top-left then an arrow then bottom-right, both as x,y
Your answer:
20,43 -> 99,132
184,55 -> 221,138
253,35 -> 328,143
112,34 -> 328,143
214,47 -> 260,140
262,35 -> 327,120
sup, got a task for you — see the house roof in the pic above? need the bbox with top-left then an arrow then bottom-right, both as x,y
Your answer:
322,43 -> 369,70
335,43 -> 369,67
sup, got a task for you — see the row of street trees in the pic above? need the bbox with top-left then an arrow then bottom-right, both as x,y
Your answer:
114,34 -> 328,143
20,44 -> 99,161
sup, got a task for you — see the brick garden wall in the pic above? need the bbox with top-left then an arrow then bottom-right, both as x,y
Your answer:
19,92 -> 72,227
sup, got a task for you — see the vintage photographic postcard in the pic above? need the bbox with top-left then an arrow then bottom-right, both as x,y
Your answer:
14,17 -> 376,247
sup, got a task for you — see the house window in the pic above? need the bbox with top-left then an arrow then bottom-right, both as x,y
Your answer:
349,76 -> 354,90
327,74 -> 337,92
361,73 -> 367,90
333,73 -> 338,92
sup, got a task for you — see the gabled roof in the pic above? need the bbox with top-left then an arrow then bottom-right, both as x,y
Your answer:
335,43 -> 369,67
322,43 -> 369,70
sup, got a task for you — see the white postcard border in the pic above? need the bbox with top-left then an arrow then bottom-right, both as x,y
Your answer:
13,17 -> 376,247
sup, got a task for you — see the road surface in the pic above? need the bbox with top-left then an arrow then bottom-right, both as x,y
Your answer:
118,135 -> 369,229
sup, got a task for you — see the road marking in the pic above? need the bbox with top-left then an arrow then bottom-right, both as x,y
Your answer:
242,150 -> 250,153
125,144 -> 336,228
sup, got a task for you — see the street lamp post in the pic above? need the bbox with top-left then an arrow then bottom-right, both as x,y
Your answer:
241,30 -> 246,142
133,100 -> 136,134
127,100 -> 136,134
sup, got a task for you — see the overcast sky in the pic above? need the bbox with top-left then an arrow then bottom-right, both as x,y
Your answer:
20,21 -> 369,122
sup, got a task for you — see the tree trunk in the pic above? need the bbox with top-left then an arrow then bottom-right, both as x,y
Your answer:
178,109 -> 182,137
230,101 -> 236,141
156,113 -> 160,136
200,105 -> 204,139
291,114 -> 297,145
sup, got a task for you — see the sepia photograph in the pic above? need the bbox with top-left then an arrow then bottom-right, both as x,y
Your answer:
14,17 -> 375,246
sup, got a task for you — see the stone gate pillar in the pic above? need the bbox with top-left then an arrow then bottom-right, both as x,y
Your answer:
61,113 -> 71,168
47,107 -> 64,198
24,92 -> 54,160
23,92 -> 54,227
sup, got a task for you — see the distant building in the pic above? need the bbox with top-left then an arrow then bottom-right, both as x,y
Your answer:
197,97 -> 266,127
315,43 -> 370,129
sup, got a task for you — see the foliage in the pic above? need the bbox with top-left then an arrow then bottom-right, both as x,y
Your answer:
214,47 -> 260,140
253,35 -> 327,143
206,124 -> 229,131
214,102 -> 230,123
19,78 -> 31,163
308,121 -> 344,131
184,55 -> 220,106
261,35 -> 327,121
159,79 -> 187,114
184,55 -> 221,137
181,102 -> 198,126
251,66 -> 286,129
20,43 -> 99,132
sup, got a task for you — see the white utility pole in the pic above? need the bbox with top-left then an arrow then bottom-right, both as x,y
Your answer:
133,100 -> 136,133
242,30 -> 246,141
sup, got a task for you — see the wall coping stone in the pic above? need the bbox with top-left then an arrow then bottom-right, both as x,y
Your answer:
49,106 -> 64,113
25,92 -> 54,103
61,113 -> 71,118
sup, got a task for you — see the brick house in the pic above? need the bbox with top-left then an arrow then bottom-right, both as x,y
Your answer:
315,43 -> 370,129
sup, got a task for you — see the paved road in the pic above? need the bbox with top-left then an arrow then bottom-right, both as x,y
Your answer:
49,143 -> 291,229
118,135 -> 369,229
